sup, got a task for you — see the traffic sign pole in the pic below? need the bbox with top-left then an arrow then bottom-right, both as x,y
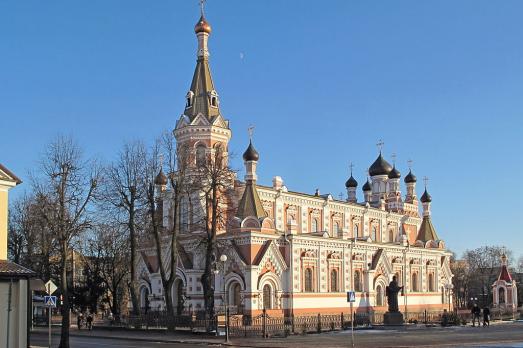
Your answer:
48,305 -> 51,348
350,301 -> 354,348
347,291 -> 355,348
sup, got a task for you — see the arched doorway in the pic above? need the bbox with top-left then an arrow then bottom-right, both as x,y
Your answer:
140,286 -> 150,312
499,287 -> 505,304
172,279 -> 184,315
228,282 -> 242,314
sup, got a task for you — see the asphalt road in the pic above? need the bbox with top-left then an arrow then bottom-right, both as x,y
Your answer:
30,333 -> 212,348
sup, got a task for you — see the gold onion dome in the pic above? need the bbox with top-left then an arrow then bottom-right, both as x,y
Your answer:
195,15 -> 212,34
154,168 -> 168,186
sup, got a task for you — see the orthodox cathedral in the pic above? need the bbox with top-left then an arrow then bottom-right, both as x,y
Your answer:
136,10 -> 453,318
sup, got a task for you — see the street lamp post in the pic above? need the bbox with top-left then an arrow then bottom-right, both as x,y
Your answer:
218,254 -> 229,343
403,244 -> 409,320
445,283 -> 454,312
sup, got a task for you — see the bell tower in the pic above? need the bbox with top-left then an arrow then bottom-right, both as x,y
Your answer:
174,4 -> 232,168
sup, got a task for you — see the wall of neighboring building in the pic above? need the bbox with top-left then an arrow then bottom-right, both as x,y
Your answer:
0,189 -> 8,260
0,278 -> 28,348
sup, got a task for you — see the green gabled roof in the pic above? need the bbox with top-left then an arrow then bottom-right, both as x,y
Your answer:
184,56 -> 222,122
416,216 -> 439,242
236,182 -> 267,220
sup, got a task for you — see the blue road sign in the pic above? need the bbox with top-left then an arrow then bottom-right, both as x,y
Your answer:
347,291 -> 356,303
44,295 -> 57,307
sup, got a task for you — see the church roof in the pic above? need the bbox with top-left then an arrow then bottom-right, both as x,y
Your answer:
416,216 -> 440,242
369,153 -> 393,176
236,182 -> 267,220
243,140 -> 259,162
404,169 -> 417,183
183,17 -> 224,124
420,189 -> 432,203
498,264 -> 513,283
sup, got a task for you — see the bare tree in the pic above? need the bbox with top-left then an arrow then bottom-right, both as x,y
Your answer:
145,132 -> 193,330
101,141 -> 147,315
195,146 -> 236,320
463,245 -> 512,307
8,193 -> 56,280
83,223 -> 129,319
32,135 -> 99,348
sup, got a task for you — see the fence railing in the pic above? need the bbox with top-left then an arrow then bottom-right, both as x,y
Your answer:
120,309 -> 490,337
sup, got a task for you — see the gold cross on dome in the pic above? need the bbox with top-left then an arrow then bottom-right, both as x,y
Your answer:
349,162 -> 355,175
407,159 -> 413,169
159,153 -> 164,168
423,176 -> 429,188
199,0 -> 206,16
248,125 -> 255,140
376,139 -> 384,153
391,153 -> 397,165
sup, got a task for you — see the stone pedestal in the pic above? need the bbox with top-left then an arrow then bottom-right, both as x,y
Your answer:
384,311 -> 404,326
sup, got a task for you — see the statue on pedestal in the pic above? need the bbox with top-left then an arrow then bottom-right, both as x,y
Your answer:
384,275 -> 405,325
386,276 -> 403,312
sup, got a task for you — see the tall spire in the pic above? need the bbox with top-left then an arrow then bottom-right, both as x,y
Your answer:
183,4 -> 223,123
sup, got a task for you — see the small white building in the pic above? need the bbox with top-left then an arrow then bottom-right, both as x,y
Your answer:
0,164 -> 35,348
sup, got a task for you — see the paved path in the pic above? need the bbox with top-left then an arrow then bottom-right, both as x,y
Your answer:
30,321 -> 523,348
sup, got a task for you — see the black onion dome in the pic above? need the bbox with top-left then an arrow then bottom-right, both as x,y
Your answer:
369,153 -> 393,176
388,165 -> 401,179
242,140 -> 259,162
404,170 -> 417,183
420,189 -> 432,203
362,179 -> 371,192
345,175 -> 358,188
154,168 -> 168,186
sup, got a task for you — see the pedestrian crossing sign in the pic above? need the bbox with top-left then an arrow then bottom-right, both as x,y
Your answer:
44,295 -> 57,307
347,291 -> 356,303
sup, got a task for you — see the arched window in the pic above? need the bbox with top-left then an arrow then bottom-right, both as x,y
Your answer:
311,218 -> 318,233
395,272 -> 402,286
180,197 -> 189,232
333,222 -> 340,237
388,229 -> 394,243
304,268 -> 314,292
376,285 -> 384,306
196,145 -> 206,166
330,269 -> 339,292
428,273 -> 435,292
186,91 -> 194,108
354,270 -> 362,292
353,224 -> 359,238
412,273 -> 418,292
214,144 -> 224,166
211,96 -> 218,107
499,287 -> 505,304
263,284 -> 272,309
372,226 -> 378,241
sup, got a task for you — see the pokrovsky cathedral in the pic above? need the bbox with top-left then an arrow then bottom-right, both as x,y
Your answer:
136,9 -> 453,318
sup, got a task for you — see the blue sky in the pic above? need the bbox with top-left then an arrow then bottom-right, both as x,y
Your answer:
1,1 -> 522,259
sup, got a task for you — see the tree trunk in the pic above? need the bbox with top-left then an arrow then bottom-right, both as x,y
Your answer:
163,282 -> 175,331
59,241 -> 70,348
128,216 -> 141,315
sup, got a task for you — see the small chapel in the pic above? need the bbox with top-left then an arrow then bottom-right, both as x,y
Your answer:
492,254 -> 518,313
136,8 -> 454,319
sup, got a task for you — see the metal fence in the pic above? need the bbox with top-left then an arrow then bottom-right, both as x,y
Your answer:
121,309 -> 484,338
